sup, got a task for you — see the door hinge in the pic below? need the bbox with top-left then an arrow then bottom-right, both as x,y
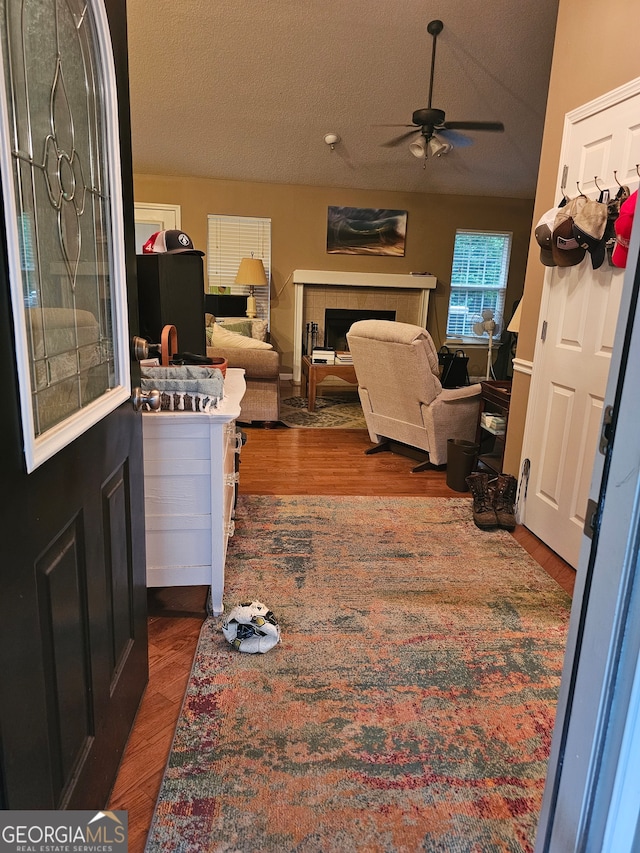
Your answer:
599,405 -> 614,455
541,320 -> 548,342
584,498 -> 600,540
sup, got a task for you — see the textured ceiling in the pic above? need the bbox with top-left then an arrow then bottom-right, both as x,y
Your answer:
125,0 -> 559,199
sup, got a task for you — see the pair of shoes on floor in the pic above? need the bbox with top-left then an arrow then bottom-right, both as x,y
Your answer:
465,472 -> 517,531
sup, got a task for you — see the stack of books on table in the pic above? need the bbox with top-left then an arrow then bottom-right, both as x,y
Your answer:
335,351 -> 353,363
311,348 -> 335,364
480,412 -> 507,434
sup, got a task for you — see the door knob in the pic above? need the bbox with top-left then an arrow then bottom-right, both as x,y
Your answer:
131,336 -> 162,362
132,387 -> 161,412
131,335 -> 149,361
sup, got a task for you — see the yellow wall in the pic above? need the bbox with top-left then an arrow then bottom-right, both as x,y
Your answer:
134,173 -> 533,375
503,0 -> 640,474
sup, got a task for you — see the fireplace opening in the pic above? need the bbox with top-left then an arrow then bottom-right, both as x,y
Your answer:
324,308 -> 396,351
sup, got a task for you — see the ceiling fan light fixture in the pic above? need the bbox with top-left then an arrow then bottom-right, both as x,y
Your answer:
381,20 -> 504,154
428,137 -> 452,157
409,138 -> 426,158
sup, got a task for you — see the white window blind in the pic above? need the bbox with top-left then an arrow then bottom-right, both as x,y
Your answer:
207,215 -> 271,323
446,230 -> 511,339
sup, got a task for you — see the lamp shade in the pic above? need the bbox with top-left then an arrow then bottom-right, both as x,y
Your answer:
235,257 -> 268,287
428,137 -> 452,157
409,138 -> 426,159
507,299 -> 523,334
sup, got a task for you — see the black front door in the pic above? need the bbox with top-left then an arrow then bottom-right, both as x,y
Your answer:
0,0 -> 148,808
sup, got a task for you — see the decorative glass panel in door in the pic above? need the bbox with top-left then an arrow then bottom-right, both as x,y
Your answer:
0,0 -> 130,471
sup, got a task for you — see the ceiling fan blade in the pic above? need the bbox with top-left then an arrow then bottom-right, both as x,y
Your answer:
381,128 -> 421,148
442,120 -> 505,132
437,128 -> 474,148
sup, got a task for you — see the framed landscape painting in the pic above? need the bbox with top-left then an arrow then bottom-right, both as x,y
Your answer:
327,206 -> 407,256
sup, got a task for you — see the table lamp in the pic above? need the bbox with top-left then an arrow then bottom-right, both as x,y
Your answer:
235,256 -> 268,318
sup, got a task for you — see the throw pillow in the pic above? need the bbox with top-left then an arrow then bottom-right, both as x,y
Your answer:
223,320 -> 253,338
210,322 -> 273,350
249,318 -> 268,342
205,314 -> 216,345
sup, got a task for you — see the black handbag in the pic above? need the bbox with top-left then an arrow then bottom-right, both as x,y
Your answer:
438,346 -> 470,388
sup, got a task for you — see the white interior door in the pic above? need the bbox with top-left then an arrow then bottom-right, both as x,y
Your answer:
535,177 -> 640,853
522,78 -> 640,567
133,202 -> 181,252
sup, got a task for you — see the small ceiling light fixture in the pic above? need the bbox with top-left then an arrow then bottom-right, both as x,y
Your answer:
428,137 -> 452,157
409,138 -> 426,159
323,132 -> 341,150
409,136 -> 452,159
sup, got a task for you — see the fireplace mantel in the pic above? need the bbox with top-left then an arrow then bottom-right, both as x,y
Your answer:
293,269 -> 437,289
292,270 -> 437,383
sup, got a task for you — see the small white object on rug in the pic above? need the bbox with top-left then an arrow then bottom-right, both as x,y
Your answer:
222,601 -> 281,653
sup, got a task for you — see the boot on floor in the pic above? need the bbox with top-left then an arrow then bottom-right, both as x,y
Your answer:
493,474 -> 518,531
466,472 -> 498,530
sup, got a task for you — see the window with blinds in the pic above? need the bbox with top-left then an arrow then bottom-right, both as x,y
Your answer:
446,230 -> 512,339
207,215 -> 272,323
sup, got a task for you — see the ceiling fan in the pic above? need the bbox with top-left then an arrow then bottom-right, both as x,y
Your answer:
381,19 -> 505,157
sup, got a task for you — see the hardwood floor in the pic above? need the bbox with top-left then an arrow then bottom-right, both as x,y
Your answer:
107,417 -> 575,852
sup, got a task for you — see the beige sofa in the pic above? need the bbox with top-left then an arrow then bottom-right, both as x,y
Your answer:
205,315 -> 280,424
347,319 -> 482,466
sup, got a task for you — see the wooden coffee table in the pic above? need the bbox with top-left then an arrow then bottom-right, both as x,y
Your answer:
301,355 -> 358,412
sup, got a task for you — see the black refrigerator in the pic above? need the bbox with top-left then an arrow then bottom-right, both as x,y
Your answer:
136,253 -> 206,355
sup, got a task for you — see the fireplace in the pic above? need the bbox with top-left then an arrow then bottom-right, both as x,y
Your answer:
291,270 -> 437,383
324,308 -> 395,351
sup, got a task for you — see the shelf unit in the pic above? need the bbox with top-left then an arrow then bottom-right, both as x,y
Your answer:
475,379 -> 512,476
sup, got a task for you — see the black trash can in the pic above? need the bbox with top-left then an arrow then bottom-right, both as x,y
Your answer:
446,438 -> 479,492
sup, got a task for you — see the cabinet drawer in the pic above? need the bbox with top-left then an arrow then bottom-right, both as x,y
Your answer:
146,518 -> 212,569
144,470 -> 211,515
143,419 -> 212,461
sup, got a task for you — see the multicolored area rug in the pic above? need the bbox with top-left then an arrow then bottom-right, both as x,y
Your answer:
279,394 -> 367,428
145,496 -> 571,853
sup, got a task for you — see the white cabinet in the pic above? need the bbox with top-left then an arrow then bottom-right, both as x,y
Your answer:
142,369 -> 246,615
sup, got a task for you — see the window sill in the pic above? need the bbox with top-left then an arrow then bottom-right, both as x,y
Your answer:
443,339 -> 503,349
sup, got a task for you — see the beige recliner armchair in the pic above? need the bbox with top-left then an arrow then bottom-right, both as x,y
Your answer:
346,319 -> 482,469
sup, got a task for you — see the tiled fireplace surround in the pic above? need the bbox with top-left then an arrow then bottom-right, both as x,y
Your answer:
292,270 -> 437,383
